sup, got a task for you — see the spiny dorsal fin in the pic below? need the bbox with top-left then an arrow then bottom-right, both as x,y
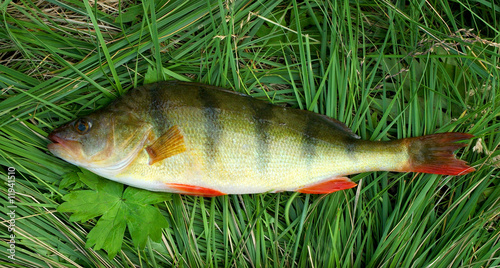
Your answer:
146,125 -> 186,165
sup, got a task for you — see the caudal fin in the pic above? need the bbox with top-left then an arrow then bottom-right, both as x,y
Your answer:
403,133 -> 475,175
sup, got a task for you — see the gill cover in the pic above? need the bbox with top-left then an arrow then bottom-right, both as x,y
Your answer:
48,111 -> 152,176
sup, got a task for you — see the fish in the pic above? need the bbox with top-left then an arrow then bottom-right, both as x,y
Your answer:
47,81 -> 475,196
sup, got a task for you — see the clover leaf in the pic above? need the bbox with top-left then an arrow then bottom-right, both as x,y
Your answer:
58,171 -> 171,258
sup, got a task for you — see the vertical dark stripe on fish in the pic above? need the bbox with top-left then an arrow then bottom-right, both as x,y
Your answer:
345,141 -> 356,155
249,99 -> 273,176
344,137 -> 359,161
199,87 -> 221,165
302,116 -> 318,169
149,84 -> 169,134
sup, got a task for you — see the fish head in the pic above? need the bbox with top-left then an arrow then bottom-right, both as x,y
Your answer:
48,110 -> 152,173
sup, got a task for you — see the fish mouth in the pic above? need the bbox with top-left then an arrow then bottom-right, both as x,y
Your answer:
47,132 -> 65,149
48,132 -> 61,143
47,132 -> 81,156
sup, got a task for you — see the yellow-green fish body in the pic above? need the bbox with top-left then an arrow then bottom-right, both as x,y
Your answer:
48,81 -> 474,196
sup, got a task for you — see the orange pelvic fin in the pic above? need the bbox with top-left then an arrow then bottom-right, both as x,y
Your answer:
297,177 -> 357,194
165,183 -> 226,197
404,133 -> 475,175
147,125 -> 186,165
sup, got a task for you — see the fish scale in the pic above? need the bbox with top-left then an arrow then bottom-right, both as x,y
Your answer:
48,81 -> 475,196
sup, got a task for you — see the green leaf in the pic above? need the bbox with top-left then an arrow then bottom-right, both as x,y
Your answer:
144,65 -> 157,84
78,168 -> 103,190
126,203 -> 168,249
86,204 -> 127,258
123,186 -> 171,248
59,172 -> 82,190
58,179 -> 123,222
123,185 -> 173,205
57,176 -> 171,258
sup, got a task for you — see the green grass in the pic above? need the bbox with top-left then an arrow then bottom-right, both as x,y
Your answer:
1,0 -> 499,267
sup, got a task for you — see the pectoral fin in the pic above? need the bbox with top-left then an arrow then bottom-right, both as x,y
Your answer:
146,125 -> 186,165
297,177 -> 357,194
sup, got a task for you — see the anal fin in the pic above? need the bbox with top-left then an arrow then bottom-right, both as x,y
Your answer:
297,177 -> 357,194
166,183 -> 226,197
146,125 -> 186,165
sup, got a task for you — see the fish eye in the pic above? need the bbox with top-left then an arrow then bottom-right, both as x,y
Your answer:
74,119 -> 92,134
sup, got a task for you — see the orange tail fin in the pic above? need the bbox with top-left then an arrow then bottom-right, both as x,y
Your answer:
403,133 -> 475,175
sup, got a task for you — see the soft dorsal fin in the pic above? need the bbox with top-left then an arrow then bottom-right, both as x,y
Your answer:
316,114 -> 360,139
146,125 -> 186,165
